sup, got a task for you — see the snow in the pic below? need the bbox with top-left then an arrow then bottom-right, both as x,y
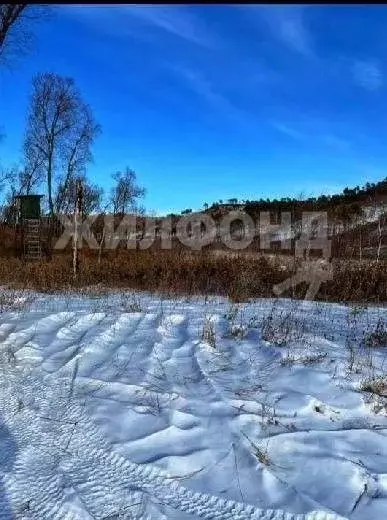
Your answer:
0,289 -> 386,519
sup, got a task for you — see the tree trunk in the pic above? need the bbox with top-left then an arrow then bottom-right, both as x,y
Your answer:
47,154 -> 54,217
73,179 -> 83,280
376,218 -> 382,264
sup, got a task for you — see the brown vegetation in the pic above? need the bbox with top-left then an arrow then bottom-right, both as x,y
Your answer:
0,243 -> 385,304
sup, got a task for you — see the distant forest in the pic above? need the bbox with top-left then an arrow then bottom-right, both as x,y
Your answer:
175,177 -> 387,224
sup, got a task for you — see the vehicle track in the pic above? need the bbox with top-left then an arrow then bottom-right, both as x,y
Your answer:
0,308 -> 351,520
1,373 -> 347,520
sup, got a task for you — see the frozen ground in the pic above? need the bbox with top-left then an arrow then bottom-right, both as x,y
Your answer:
0,289 -> 386,519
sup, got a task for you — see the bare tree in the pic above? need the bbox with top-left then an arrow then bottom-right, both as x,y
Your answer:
0,4 -> 27,58
0,165 -> 17,223
18,142 -> 45,194
355,206 -> 366,262
94,168 -> 145,258
376,203 -> 386,263
0,165 -> 16,202
82,178 -> 103,216
56,174 -> 103,217
24,72 -> 99,216
55,104 -> 101,214
367,192 -> 387,263
73,178 -> 82,279
110,167 -> 146,218
0,4 -> 49,66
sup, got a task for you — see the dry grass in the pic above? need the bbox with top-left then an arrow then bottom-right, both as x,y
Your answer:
364,319 -> 387,348
0,250 -> 283,299
241,432 -> 271,466
260,306 -> 309,346
201,316 -> 217,348
280,352 -> 328,366
0,246 -> 385,304
361,377 -> 387,397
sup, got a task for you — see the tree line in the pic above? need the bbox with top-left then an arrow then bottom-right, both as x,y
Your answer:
0,5 -> 146,223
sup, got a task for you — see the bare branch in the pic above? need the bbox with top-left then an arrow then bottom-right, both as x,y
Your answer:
24,72 -> 100,217
0,4 -> 50,67
110,167 -> 146,217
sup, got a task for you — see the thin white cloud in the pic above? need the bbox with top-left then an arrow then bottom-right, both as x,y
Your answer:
123,5 -> 219,50
271,120 -> 352,152
320,134 -> 350,152
170,65 -> 248,124
270,121 -> 305,141
250,5 -> 313,57
60,5 -> 152,42
352,59 -> 383,91
62,5 -> 219,49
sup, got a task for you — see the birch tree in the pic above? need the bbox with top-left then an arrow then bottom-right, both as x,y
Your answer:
110,167 -> 146,218
24,72 -> 100,216
55,104 -> 101,214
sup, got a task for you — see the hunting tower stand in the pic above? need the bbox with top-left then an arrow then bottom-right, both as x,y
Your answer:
15,195 -> 44,261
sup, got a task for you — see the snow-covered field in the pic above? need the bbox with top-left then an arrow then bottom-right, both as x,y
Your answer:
0,289 -> 386,520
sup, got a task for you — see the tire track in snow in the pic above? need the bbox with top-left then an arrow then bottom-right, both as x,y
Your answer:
41,313 -> 108,373
0,312 -> 78,359
0,310 -> 348,520
4,396 -> 346,520
143,314 -> 223,399
75,313 -> 143,377
194,336 -> 349,515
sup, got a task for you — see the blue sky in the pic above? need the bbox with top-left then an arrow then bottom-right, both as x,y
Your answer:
1,5 -> 387,215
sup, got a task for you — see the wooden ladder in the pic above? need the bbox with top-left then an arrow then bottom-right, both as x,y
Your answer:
23,218 -> 42,261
